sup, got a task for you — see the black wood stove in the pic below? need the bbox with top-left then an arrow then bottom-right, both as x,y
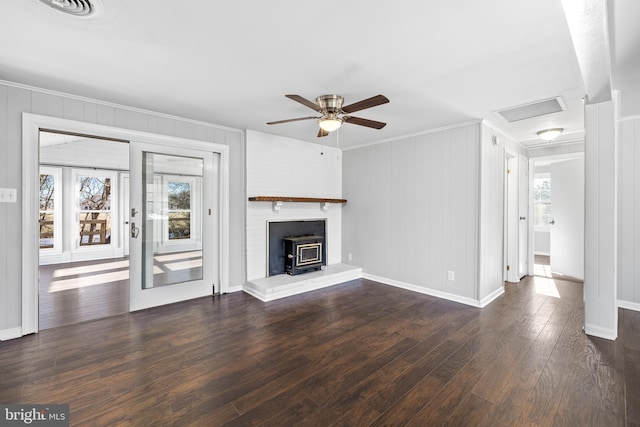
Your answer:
283,235 -> 324,275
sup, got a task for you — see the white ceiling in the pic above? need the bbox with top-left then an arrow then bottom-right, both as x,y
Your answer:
0,1 -> 636,150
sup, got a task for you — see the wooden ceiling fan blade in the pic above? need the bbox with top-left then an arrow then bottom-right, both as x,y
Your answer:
267,116 -> 318,125
344,116 -> 387,129
285,94 -> 322,112
317,128 -> 329,138
341,95 -> 389,114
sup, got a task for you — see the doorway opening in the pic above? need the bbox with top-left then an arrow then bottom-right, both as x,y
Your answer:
530,154 -> 584,282
38,130 -> 130,329
23,114 -> 230,337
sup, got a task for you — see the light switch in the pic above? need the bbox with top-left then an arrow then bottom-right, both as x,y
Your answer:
0,188 -> 17,203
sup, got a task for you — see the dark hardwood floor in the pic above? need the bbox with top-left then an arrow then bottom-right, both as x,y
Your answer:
2,275 -> 639,426
39,257 -> 129,330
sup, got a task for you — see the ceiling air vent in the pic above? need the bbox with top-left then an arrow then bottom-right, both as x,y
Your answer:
496,97 -> 565,123
37,0 -> 102,17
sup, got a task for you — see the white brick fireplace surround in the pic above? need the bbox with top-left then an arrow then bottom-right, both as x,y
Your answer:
244,131 -> 360,301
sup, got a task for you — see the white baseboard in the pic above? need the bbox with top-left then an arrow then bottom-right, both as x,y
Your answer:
0,327 -> 23,341
618,299 -> 640,312
584,323 -> 617,341
480,287 -> 505,307
362,273 -> 484,308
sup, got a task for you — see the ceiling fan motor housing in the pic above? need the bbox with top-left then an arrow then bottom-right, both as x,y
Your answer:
316,95 -> 344,114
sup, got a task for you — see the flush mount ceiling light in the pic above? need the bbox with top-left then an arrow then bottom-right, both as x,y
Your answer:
537,128 -> 564,141
37,0 -> 103,17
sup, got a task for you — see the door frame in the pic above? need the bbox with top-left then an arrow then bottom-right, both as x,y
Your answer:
527,152 -> 585,276
22,113 -> 230,335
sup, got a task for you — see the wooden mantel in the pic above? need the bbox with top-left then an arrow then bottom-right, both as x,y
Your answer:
248,196 -> 347,211
248,196 -> 347,204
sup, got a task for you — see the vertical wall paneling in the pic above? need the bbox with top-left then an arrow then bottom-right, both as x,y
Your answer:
584,99 -> 618,339
478,123 -> 507,303
618,117 -> 640,306
0,85 -> 7,331
6,87 -> 31,331
0,81 -> 245,338
342,123 -> 483,306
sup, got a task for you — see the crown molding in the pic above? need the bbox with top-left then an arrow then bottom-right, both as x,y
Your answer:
341,119 -> 483,151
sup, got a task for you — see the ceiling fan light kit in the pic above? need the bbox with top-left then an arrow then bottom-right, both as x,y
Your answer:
267,93 -> 389,137
537,128 -> 564,141
318,116 -> 343,132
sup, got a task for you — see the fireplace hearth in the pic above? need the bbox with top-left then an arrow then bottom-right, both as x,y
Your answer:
267,219 -> 326,276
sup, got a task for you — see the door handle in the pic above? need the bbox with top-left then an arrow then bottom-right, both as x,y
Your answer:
131,222 -> 140,238
519,216 -> 526,220
549,220 -> 555,225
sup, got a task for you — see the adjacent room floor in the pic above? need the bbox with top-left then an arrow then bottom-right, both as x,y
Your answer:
38,250 -> 202,329
4,272 -> 638,425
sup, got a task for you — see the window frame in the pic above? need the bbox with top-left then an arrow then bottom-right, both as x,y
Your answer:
533,173 -> 551,232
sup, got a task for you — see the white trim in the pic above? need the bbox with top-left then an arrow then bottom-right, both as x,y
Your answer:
341,119 -> 482,151
524,138 -> 585,150
362,273 -> 485,308
0,327 -> 23,341
618,300 -> 640,312
480,286 -> 505,308
535,251 -> 551,256
2,79 -> 241,134
22,113 -> 231,335
584,324 -> 617,341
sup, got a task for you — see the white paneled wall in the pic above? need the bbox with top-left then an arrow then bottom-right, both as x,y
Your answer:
479,123 -> 507,302
245,130 -> 342,280
584,99 -> 617,339
618,116 -> 640,308
0,82 -> 245,337
342,123 -> 485,304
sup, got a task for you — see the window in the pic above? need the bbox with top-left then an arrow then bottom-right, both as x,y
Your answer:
39,173 -> 56,249
78,175 -> 112,246
167,181 -> 191,240
533,175 -> 551,228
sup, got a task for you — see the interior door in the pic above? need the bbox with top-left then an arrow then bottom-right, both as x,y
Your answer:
518,155 -> 528,278
129,141 -> 217,311
550,157 -> 584,280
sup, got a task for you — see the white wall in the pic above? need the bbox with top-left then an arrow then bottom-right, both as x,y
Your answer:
618,115 -> 640,308
245,130 -> 342,281
584,98 -> 617,339
342,123 -> 487,305
479,123 -> 509,301
0,82 -> 246,338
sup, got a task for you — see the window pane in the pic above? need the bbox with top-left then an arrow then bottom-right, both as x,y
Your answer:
79,212 -> 111,245
168,182 -> 190,210
168,212 -> 191,240
79,176 -> 111,211
40,174 -> 55,210
168,181 -> 191,240
533,177 -> 551,227
39,212 -> 55,249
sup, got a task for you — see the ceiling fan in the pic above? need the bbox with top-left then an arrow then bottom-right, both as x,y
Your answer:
267,94 -> 389,137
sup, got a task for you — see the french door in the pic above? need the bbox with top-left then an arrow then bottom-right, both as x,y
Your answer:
129,141 -> 218,311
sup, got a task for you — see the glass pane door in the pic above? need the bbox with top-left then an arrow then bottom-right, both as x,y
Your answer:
129,141 -> 216,311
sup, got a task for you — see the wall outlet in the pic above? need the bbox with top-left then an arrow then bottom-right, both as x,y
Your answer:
0,188 -> 17,203
347,253 -> 353,261
448,271 -> 455,281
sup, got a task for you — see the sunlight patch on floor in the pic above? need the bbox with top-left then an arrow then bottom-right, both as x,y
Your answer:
533,276 -> 561,298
